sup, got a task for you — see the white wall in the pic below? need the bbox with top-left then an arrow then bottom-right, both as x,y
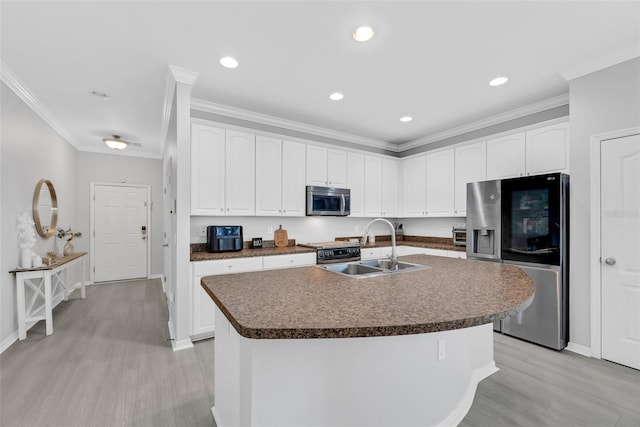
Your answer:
569,57 -> 640,348
1,82 -> 78,348
75,152 -> 163,278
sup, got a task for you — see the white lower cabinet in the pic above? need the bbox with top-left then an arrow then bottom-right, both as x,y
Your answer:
191,257 -> 263,340
447,251 -> 467,259
262,253 -> 316,270
192,253 -> 316,340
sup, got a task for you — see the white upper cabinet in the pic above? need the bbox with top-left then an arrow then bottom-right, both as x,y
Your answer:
402,155 -> 427,217
225,130 -> 255,215
525,122 -> 570,175
454,141 -> 487,216
486,133 -> 526,179
256,138 -> 306,216
281,140 -> 306,216
364,155 -> 383,216
306,146 -> 347,187
255,136 -> 283,216
425,148 -> 455,216
381,158 -> 399,217
364,155 -> 398,217
191,123 -> 226,215
347,152 -> 365,217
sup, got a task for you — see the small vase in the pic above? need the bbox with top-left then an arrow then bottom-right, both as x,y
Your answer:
20,248 -> 32,269
55,238 -> 65,258
63,241 -> 74,256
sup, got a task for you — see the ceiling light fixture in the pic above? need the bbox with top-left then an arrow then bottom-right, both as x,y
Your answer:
353,26 -> 374,42
329,92 -> 344,101
219,56 -> 239,69
489,76 -> 509,86
91,90 -> 110,99
400,116 -> 413,122
102,135 -> 129,150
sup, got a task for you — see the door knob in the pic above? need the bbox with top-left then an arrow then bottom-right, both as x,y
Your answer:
604,258 -> 616,265
162,243 -> 169,247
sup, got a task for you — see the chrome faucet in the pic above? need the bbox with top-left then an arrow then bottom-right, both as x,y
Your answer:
361,218 -> 398,268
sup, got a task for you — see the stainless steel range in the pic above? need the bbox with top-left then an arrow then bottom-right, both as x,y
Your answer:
299,241 -> 361,264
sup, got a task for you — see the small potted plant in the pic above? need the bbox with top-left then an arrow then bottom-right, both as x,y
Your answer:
57,227 -> 82,256
16,213 -> 36,268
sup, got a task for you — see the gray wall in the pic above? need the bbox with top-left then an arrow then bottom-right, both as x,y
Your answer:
1,82 -> 78,347
569,57 -> 640,348
75,152 -> 164,278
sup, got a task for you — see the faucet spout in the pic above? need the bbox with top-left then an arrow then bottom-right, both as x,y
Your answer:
361,218 -> 398,266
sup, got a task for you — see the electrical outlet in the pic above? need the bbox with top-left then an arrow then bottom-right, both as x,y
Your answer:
438,339 -> 446,361
200,226 -> 207,235
267,225 -> 274,234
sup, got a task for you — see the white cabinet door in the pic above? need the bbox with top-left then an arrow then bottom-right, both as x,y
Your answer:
255,136 -> 282,216
454,141 -> 487,216
282,140 -> 306,216
327,149 -> 348,187
306,145 -> 329,186
347,152 -> 365,217
525,122 -> 570,175
486,132 -> 526,179
426,148 -> 455,216
364,155 -> 383,216
402,155 -> 427,217
191,123 -> 225,215
381,158 -> 399,217
225,130 -> 255,215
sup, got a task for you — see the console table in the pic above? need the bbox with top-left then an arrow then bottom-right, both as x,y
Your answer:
9,252 -> 87,340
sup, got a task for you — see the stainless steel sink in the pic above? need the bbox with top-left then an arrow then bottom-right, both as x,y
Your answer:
319,258 -> 429,278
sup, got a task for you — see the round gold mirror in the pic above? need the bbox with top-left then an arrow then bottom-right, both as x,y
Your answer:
32,179 -> 58,238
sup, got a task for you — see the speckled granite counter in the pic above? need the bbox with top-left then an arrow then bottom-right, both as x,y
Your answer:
190,244 -> 315,261
201,254 -> 534,339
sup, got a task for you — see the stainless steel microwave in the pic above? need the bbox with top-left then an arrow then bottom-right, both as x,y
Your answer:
306,186 -> 350,216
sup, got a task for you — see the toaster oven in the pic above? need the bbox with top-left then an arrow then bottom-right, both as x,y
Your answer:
452,224 -> 467,247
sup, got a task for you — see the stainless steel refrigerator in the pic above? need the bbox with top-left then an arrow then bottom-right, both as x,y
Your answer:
467,173 -> 569,350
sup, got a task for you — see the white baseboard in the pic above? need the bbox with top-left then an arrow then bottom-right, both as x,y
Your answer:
438,361 -> 499,427
172,338 -> 195,352
0,331 -> 18,354
566,342 -> 591,357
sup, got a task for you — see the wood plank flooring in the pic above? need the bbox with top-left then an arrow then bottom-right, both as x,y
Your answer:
1,278 -> 638,426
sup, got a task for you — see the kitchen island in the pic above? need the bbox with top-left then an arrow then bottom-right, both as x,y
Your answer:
201,254 -> 534,426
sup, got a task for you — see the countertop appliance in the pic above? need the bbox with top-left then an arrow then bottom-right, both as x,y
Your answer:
452,223 -> 466,246
466,173 -> 569,350
207,225 -> 243,253
299,241 -> 361,264
306,186 -> 350,216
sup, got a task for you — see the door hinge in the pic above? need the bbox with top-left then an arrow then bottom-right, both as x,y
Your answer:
93,230 -> 95,237
144,201 -> 148,207
93,267 -> 95,273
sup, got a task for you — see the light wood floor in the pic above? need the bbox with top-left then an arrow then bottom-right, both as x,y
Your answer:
1,279 -> 638,426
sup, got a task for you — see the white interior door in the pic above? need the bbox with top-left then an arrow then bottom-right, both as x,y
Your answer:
94,184 -> 149,282
601,134 -> 640,370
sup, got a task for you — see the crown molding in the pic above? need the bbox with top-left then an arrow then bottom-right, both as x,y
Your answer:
168,64 -> 199,85
1,61 -> 80,150
397,93 -> 570,152
560,46 -> 639,81
191,98 -> 398,152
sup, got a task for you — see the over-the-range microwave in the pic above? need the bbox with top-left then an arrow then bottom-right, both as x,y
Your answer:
306,186 -> 350,216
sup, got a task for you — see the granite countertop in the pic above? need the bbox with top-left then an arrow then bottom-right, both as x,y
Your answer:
200,254 -> 534,340
191,235 -> 464,262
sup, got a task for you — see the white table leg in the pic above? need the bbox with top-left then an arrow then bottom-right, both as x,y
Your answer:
44,272 -> 53,336
81,256 -> 86,299
16,273 -> 27,340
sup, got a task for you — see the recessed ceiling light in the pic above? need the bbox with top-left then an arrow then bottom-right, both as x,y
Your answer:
353,26 -> 374,42
400,116 -> 413,122
489,76 -> 509,87
329,92 -> 344,101
91,90 -> 110,99
219,56 -> 239,69
102,135 -> 129,150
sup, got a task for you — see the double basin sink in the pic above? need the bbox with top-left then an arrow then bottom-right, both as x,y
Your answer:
320,258 -> 429,279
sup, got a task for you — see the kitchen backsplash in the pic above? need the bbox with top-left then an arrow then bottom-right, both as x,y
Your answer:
190,216 -> 462,244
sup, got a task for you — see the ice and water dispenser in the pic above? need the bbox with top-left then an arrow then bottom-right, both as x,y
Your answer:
466,180 -> 501,261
